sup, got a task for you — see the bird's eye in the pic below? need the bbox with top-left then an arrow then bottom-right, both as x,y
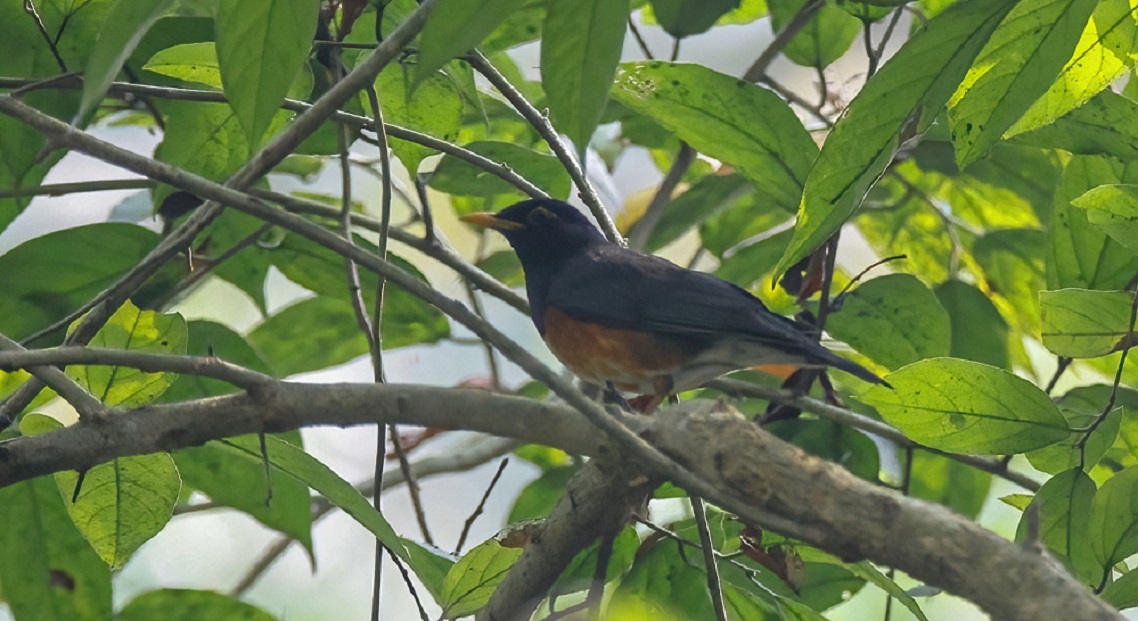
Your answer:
528,207 -> 558,225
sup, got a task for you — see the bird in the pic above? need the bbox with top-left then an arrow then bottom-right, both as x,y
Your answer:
462,199 -> 885,411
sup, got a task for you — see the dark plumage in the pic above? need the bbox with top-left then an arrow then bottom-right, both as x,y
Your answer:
462,198 -> 884,398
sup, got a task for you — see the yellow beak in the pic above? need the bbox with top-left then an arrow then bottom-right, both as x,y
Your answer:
460,212 -> 525,231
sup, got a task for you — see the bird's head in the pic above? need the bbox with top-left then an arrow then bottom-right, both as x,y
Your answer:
461,199 -> 606,267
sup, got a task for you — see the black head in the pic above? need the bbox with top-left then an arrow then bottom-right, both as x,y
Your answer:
461,199 -> 606,268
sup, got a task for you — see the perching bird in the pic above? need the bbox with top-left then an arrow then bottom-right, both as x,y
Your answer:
462,199 -> 884,409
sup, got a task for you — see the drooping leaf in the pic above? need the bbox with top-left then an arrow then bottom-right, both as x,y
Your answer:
55,453 -> 182,569
215,0 -> 319,147
1070,183 -> 1138,249
67,301 -> 187,406
647,0 -> 743,38
768,0 -> 861,69
429,141 -> 571,201
775,0 -> 1018,275
1007,0 -> 1138,137
1049,155 -> 1138,291
118,589 -> 277,621
1017,468 -> 1101,586
440,536 -> 523,618
417,0 -> 530,78
947,0 -> 1098,167
826,274 -> 951,369
248,297 -> 371,377
0,224 -> 160,341
974,228 -> 1048,333
507,466 -> 576,523
153,99 -> 260,205
1028,385 -> 1122,474
550,526 -> 639,597
374,62 -> 464,174
0,476 -> 112,621
1091,465 -> 1138,570
934,279 -> 1010,369
1012,90 -> 1138,161
613,62 -> 817,213
1101,566 -> 1138,610
1041,289 -> 1137,358
860,357 -> 1071,454
909,450 -> 992,518
644,174 -> 752,253
541,0 -> 628,158
403,539 -> 457,606
80,0 -> 174,119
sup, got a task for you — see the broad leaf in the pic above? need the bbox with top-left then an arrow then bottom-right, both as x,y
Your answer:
80,0 -> 174,119
768,0 -> 861,69
613,61 -> 817,213
826,274 -> 951,370
934,279 -> 1010,369
1018,468 -> 1101,586
374,62 -> 464,174
775,0 -> 1017,275
647,0 -> 744,38
248,297 -> 371,377
1102,566 -> 1138,610
860,358 -> 1070,454
417,0 -> 529,78
1029,385 -> 1123,474
974,228 -> 1047,332
909,450 -> 992,518
119,589 -> 276,621
142,42 -> 223,89
0,224 -> 160,341
1091,465 -> 1138,570
55,453 -> 182,569
1071,183 -> 1138,249
404,539 -> 457,606
947,0 -> 1097,167
1013,90 -> 1138,161
215,0 -> 319,147
508,466 -> 576,523
1007,0 -> 1138,137
429,141 -> 571,201
441,536 -> 523,618
0,476 -> 112,621
1041,289 -> 1137,358
541,0 -> 628,158
67,301 -> 187,406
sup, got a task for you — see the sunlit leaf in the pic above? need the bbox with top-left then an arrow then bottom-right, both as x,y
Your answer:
1041,289 -> 1137,358
1012,91 -> 1138,161
441,536 -> 523,618
119,589 -> 276,621
375,62 -> 464,174
1017,468 -> 1101,586
417,0 -> 529,78
80,0 -> 174,119
768,0 -> 861,69
826,274 -> 951,369
1070,183 -> 1138,249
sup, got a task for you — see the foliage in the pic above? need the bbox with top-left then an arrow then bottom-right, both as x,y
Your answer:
2,0 -> 1138,619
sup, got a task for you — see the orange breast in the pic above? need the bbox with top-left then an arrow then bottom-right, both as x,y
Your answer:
542,306 -> 698,392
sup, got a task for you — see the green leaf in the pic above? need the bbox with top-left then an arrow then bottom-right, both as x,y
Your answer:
403,539 -> 457,606
211,436 -> 414,567
613,61 -> 817,213
0,224 -> 160,341
67,301 -> 187,406
248,297 -> 371,377
55,453 -> 181,569
80,0 -> 174,119
1007,0 -> 1138,137
508,466 -> 576,523
163,321 -> 271,400
1102,566 -> 1138,610
417,0 -> 529,78
611,537 -> 717,619
1071,183 -> 1138,249
441,536 -> 523,618
645,174 -> 752,253
860,357 -> 1070,454
934,279 -> 1010,369
154,99 -> 265,205
826,274 -> 951,369
768,418 -> 880,481
551,526 -> 639,597
775,0 -> 1017,275
1028,386 -> 1122,474
429,141 -> 571,200
1041,289 -> 1137,358
541,0 -> 628,158
0,476 -> 112,621
647,0 -> 743,38
974,228 -> 1047,332
909,450 -> 992,518
1049,156 -> 1138,291
118,589 -> 276,621
768,0 -> 861,69
699,188 -> 793,258
375,62 -> 464,174
1018,468 -> 1101,586
142,42 -> 223,89
714,230 -> 793,288
174,435 -> 314,557
204,210 -> 274,311
1012,91 -> 1138,161
1091,465 -> 1138,570
801,549 -> 929,621
947,0 -> 1098,167
215,0 -> 319,147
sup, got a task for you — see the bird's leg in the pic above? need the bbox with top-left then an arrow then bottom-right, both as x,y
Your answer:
757,368 -> 819,425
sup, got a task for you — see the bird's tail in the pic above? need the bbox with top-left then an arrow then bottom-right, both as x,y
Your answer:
807,348 -> 890,387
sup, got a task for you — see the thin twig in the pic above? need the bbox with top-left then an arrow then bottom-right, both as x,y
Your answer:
628,17 -> 654,59
743,0 -> 824,82
23,0 -> 67,72
627,143 -> 696,251
1045,357 -> 1073,395
388,551 -> 430,621
691,496 -> 728,621
0,178 -> 152,198
467,51 -> 621,244
455,457 -> 509,553
390,426 -> 433,544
